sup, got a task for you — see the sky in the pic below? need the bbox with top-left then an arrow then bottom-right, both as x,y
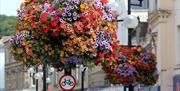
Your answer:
0,0 -> 24,16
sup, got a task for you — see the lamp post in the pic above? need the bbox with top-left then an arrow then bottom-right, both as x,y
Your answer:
126,0 -> 143,91
27,67 -> 39,91
43,62 -> 47,91
28,65 -> 54,91
116,0 -> 143,91
127,0 -> 143,48
42,63 -> 54,91
80,65 -> 86,91
36,68 -> 38,91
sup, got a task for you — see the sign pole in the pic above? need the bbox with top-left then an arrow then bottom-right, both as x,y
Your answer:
43,61 -> 47,91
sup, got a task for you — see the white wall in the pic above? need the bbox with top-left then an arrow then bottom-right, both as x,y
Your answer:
116,0 -> 128,45
0,50 -> 5,89
175,0 -> 180,65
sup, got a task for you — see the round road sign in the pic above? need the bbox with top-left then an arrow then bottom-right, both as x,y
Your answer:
59,74 -> 76,91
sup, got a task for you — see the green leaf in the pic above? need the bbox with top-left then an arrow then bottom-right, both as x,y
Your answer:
17,48 -> 24,54
15,55 -> 21,60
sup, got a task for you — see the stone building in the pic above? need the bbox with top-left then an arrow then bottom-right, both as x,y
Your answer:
148,0 -> 180,91
0,37 -> 6,91
3,36 -> 36,91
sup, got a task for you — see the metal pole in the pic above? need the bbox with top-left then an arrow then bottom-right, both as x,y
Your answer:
81,68 -> 86,91
128,0 -> 132,48
36,68 -> 38,91
124,86 -> 127,91
128,0 -> 131,15
127,0 -> 134,91
129,84 -> 134,91
43,62 -> 47,91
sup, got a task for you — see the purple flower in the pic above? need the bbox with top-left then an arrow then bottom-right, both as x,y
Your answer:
115,64 -> 135,77
59,18 -> 64,22
16,40 -> 20,44
153,69 -> 159,76
141,54 -> 152,63
102,15 -> 107,20
117,53 -> 127,62
65,55 -> 82,65
73,0 -> 80,4
83,12 -> 88,16
70,6 -> 74,9
18,12 -> 23,20
10,32 -> 33,45
67,12 -> 72,16
65,2 -> 69,6
8,37 -> 14,44
54,0 -> 59,4
93,31 -> 112,52
50,11 -> 56,16
73,17 -> 77,20
44,3 -> 52,11
65,7 -> 70,12
62,13 -> 66,16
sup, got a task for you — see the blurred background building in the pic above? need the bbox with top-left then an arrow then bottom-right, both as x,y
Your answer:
0,37 -> 6,91
148,0 -> 180,91
2,36 -> 36,91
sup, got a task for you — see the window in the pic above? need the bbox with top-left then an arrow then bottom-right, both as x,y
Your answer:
150,0 -> 158,12
153,0 -> 158,11
178,25 -> 180,64
131,0 -> 148,9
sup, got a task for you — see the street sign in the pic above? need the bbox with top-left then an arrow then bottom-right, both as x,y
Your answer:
59,74 -> 76,91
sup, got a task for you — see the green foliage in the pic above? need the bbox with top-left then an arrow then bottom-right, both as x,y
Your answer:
0,15 -> 17,37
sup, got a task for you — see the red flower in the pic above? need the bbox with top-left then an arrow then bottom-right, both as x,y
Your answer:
116,74 -> 121,78
51,31 -> 59,37
98,52 -> 105,58
40,28 -> 44,32
123,77 -> 129,82
101,0 -> 108,4
40,12 -> 49,22
112,32 -> 117,39
52,21 -> 57,28
104,30 -> 109,34
107,56 -> 113,62
44,25 -> 51,32
95,59 -> 101,65
32,15 -> 36,21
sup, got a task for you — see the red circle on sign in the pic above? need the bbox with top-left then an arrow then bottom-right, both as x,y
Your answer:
59,74 -> 76,91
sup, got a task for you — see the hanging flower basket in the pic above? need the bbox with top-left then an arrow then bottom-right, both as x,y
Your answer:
9,0 -> 118,69
101,43 -> 139,84
101,44 -> 159,85
134,51 -> 159,85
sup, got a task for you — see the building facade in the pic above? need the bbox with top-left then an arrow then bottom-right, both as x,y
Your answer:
0,37 -> 5,91
3,36 -> 37,91
148,0 -> 180,91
